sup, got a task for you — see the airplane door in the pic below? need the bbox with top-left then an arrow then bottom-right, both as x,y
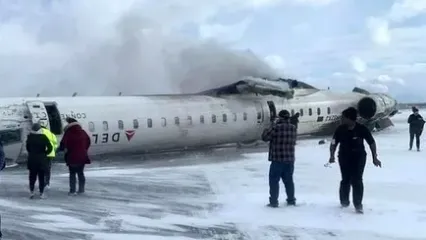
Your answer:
26,101 -> 50,128
267,101 -> 276,122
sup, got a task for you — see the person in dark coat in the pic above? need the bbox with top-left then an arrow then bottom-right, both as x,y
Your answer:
26,123 -> 53,199
0,140 -> 5,171
290,112 -> 299,129
262,110 -> 297,208
58,117 -> 91,195
407,106 -> 425,151
329,107 -> 381,214
0,140 -> 4,238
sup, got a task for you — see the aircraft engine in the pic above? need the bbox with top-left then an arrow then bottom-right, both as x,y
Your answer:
357,93 -> 398,120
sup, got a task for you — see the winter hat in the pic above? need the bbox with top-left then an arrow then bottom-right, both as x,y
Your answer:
278,110 -> 290,119
412,106 -> 419,112
66,117 -> 77,124
31,123 -> 41,132
342,107 -> 358,121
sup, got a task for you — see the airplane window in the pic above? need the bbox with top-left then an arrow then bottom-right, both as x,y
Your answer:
133,119 -> 139,129
233,113 -> 237,121
317,108 -> 321,115
147,118 -> 153,128
200,115 -> 204,124
308,108 -> 312,116
212,114 -> 217,123
243,112 -> 247,121
257,112 -> 261,120
118,120 -> 124,130
291,109 -> 295,116
222,114 -> 227,122
187,116 -> 192,125
161,117 -> 166,127
89,122 -> 95,132
299,109 -> 304,116
103,121 -> 108,131
327,107 -> 331,114
0,129 -> 21,145
175,117 -> 180,125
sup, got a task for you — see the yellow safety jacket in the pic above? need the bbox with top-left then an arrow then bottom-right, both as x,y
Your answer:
41,128 -> 58,158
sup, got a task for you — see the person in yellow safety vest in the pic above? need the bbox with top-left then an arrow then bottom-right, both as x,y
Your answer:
40,124 -> 58,189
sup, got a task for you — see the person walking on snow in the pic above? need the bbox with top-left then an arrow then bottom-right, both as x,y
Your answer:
407,106 -> 425,151
40,123 -> 58,188
26,123 -> 53,199
329,107 -> 381,214
262,110 -> 297,208
58,117 -> 91,196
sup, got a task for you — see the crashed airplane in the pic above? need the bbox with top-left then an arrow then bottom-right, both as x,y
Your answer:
0,77 -> 398,164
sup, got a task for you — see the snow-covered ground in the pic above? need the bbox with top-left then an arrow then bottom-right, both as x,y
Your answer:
1,110 -> 425,240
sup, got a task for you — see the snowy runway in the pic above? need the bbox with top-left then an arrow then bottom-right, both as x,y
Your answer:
1,111 -> 425,239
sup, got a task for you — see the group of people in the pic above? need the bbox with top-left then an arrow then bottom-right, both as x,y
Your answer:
25,117 -> 91,199
262,107 -> 382,214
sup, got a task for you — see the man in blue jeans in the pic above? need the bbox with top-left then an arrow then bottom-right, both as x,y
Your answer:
262,109 -> 297,208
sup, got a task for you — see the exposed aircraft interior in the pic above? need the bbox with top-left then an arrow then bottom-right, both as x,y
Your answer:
200,77 -> 298,98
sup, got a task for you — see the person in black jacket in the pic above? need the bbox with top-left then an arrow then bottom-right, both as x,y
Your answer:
290,112 -> 299,130
329,107 -> 381,214
26,123 -> 53,199
407,106 -> 425,151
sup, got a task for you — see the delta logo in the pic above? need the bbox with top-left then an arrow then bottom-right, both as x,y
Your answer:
125,130 -> 135,141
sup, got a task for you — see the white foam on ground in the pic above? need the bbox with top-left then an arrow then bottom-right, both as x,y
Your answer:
30,214 -> 105,230
0,199 -> 68,213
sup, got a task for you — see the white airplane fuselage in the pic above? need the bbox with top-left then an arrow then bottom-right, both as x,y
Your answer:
0,88 -> 397,164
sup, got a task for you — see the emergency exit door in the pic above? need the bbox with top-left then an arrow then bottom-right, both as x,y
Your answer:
26,101 -> 51,129
267,101 -> 277,122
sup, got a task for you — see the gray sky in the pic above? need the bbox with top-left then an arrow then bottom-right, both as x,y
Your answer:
0,0 -> 425,101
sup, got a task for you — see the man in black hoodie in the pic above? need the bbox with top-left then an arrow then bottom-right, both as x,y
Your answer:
26,123 -> 53,199
407,106 -> 425,151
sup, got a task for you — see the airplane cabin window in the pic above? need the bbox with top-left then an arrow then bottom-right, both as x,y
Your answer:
327,107 -> 331,114
222,114 -> 227,122
291,109 -> 295,116
212,114 -> 217,123
175,117 -> 180,125
257,112 -> 261,120
187,116 -> 192,125
243,112 -> 247,121
102,121 -> 108,131
161,117 -> 167,127
200,115 -> 205,124
308,108 -> 312,116
317,108 -> 321,115
299,109 -> 304,116
89,122 -> 95,132
0,129 -> 21,145
118,120 -> 124,130
147,118 -> 153,128
133,119 -> 139,129
233,113 -> 237,121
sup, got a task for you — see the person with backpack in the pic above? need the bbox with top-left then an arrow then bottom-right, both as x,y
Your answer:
26,123 -> 53,199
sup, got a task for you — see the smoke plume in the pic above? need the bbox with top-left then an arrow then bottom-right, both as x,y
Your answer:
0,0 -> 279,97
